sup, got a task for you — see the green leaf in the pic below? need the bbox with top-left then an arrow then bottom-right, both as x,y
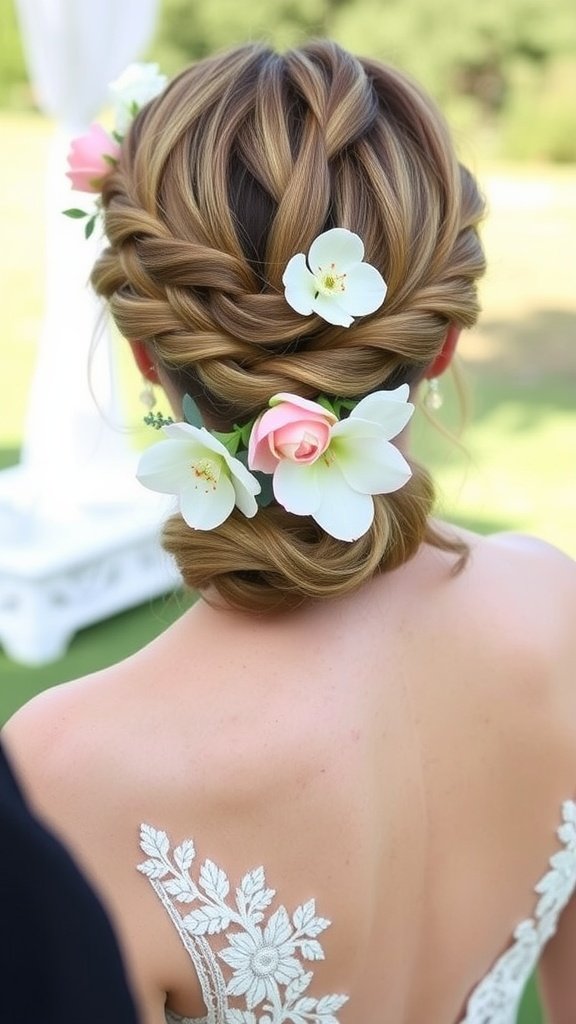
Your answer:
143,411 -> 174,429
84,216 -> 96,239
213,430 -> 240,455
112,130 -> 124,145
102,153 -> 118,168
63,208 -> 88,219
182,394 -> 203,428
316,395 -> 336,416
238,417 -> 257,446
254,471 -> 275,507
332,397 -> 356,418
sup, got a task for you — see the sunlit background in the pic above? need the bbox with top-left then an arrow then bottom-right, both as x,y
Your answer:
0,4 -> 575,1014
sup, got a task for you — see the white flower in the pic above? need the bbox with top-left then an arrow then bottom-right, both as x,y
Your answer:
109,62 -> 167,133
136,422 -> 260,530
282,227 -> 387,327
266,386 -> 414,542
219,907 -> 302,1010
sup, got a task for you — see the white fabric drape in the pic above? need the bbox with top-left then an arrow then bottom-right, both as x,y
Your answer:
14,0 -> 160,515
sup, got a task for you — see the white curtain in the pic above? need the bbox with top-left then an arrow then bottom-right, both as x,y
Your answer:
14,0 -> 160,517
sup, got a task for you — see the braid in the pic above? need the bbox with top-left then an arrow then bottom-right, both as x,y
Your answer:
91,40 -> 485,611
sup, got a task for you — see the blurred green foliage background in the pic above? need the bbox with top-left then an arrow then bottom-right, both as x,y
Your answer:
2,0 -> 576,160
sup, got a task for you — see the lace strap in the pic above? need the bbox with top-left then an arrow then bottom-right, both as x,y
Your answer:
460,799 -> 576,1023
146,872 -> 227,1023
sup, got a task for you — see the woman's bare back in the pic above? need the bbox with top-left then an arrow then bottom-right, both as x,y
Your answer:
4,527 -> 576,1024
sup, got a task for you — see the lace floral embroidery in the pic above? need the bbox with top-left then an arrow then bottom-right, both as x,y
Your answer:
460,800 -> 576,1024
138,825 -> 349,1024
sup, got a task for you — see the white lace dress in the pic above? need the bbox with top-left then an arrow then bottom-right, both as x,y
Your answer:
137,800 -> 576,1024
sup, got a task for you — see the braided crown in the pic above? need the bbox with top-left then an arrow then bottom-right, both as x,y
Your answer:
91,41 -> 486,611
94,43 -> 484,418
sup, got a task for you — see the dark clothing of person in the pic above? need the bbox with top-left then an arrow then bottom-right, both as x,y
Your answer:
0,741 -> 138,1024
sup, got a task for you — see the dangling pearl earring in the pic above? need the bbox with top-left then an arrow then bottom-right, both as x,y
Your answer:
424,377 -> 443,411
139,379 -> 157,411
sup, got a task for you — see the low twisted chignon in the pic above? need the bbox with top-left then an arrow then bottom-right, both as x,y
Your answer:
91,41 -> 485,611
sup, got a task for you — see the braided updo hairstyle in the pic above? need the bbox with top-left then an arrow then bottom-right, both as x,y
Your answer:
92,41 -> 486,612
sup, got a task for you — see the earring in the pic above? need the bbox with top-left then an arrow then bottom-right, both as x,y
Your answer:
139,379 -> 157,411
424,377 -> 443,411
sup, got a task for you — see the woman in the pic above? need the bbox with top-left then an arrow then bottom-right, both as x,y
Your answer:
4,41 -> 576,1024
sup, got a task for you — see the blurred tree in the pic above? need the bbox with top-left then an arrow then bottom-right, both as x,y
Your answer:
152,0 -> 328,73
151,0 -> 576,140
328,0 -> 576,113
0,0 -> 29,105
2,0 -> 575,159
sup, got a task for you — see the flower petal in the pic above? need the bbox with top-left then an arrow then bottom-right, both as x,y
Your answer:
109,62 -> 167,133
336,262 -> 387,317
312,462 -> 375,541
273,460 -> 321,515
179,475 -> 235,530
245,975 -> 267,1010
351,386 -> 414,438
268,393 -> 337,422
311,293 -> 353,328
136,439 -> 194,494
231,475 -> 259,518
308,228 -> 364,274
282,253 -> 317,315
225,969 -> 254,997
336,437 -> 413,495
223,452 -> 261,497
248,416 -> 280,474
219,947 -> 251,969
273,956 -> 303,983
330,418 -> 383,441
164,421 -> 231,459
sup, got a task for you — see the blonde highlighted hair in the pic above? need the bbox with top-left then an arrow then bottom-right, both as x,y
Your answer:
92,41 -> 486,612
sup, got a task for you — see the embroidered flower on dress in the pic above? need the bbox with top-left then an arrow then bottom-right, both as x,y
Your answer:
282,228 -> 387,327
138,825 -> 348,1024
136,422 -> 260,530
220,908 -> 302,1009
248,387 -> 414,542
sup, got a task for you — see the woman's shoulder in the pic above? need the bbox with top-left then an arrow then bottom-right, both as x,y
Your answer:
430,525 -> 576,696
1,661 -> 140,825
433,522 -> 575,594
462,527 -> 576,608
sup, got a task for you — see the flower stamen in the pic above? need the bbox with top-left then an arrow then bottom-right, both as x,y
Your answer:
191,457 -> 220,492
315,262 -> 347,296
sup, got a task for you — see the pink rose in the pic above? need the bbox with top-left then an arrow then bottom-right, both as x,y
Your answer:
248,393 -> 337,474
66,124 -> 121,193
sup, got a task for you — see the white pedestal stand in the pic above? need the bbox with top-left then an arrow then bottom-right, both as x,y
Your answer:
0,131 -> 181,668
0,465 -> 180,666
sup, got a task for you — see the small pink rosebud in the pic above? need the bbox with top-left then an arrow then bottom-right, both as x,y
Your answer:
66,123 -> 121,193
271,422 -> 329,463
248,395 -> 336,474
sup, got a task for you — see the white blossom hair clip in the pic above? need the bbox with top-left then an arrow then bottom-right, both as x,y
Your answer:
282,227 -> 387,327
248,386 -> 414,541
137,386 -> 414,541
137,420 -> 261,531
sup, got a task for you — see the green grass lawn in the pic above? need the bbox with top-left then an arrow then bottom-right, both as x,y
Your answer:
1,114 -> 575,1024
